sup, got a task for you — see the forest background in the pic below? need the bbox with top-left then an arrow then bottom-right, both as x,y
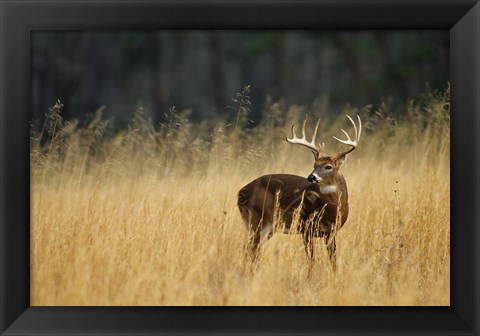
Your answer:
31,30 -> 449,126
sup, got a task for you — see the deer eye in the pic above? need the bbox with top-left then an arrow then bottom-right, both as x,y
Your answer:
325,165 -> 333,170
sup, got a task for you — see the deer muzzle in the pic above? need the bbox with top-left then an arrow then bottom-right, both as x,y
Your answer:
307,173 -> 321,183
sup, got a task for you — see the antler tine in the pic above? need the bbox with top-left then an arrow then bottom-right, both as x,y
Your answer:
290,123 -> 297,139
356,114 -> 362,141
301,115 -> 307,138
332,115 -> 362,156
312,118 -> 326,152
286,115 -> 324,155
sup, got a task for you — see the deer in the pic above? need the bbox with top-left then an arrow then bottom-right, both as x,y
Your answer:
237,115 -> 361,270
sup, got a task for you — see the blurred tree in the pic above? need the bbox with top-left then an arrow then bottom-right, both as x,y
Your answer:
209,31 -> 226,114
31,30 -> 449,128
271,32 -> 286,102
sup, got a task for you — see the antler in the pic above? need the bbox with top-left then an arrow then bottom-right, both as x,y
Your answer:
332,115 -> 362,157
286,115 -> 325,157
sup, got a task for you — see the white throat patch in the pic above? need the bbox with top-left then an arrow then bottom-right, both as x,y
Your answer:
320,185 -> 337,194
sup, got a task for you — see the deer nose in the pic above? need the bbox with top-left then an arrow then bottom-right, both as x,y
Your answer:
308,174 -> 318,183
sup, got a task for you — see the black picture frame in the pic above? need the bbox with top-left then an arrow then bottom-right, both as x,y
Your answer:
1,0 -> 479,335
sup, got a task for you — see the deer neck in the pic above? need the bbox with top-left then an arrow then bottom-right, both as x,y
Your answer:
316,173 -> 347,196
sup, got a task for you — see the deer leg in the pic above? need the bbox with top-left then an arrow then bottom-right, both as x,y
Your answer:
302,227 -> 316,276
244,231 -> 261,262
245,222 -> 273,264
303,234 -> 314,261
326,235 -> 337,272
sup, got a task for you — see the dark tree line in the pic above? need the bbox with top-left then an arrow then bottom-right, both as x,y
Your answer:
31,30 -> 449,127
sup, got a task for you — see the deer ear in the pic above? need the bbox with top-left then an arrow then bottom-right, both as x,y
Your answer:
335,154 -> 347,168
311,150 -> 318,159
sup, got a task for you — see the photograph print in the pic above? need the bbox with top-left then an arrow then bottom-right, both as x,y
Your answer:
30,30 -> 450,306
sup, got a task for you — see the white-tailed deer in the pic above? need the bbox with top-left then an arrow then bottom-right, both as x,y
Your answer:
237,115 -> 361,269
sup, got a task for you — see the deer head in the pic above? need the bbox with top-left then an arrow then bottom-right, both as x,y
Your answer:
286,115 -> 362,185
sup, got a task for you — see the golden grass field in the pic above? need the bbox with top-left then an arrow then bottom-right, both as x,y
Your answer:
30,89 -> 450,306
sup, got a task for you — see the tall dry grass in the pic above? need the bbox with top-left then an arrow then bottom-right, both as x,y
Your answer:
30,87 -> 450,305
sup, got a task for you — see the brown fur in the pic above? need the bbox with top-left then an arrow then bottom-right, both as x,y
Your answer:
237,157 -> 349,268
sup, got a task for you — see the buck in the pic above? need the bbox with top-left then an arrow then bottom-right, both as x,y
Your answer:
237,115 -> 361,269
